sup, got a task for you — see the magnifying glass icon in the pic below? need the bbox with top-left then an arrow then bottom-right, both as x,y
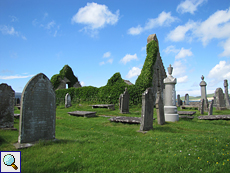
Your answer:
3,154 -> 18,170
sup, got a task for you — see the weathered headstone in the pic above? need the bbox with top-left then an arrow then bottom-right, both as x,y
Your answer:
215,88 -> 226,110
200,75 -> 209,112
65,93 -> 72,108
208,100 -> 214,115
0,83 -> 15,129
177,94 -> 181,107
213,96 -> 217,107
200,99 -> 204,115
224,79 -> 230,109
164,64 -> 179,122
156,68 -> 165,125
119,87 -> 129,114
17,73 -> 56,145
140,88 -> 154,131
185,94 -> 189,105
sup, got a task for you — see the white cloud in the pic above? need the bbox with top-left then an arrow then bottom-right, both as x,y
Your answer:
175,48 -> 193,59
107,58 -> 113,64
166,20 -> 196,42
219,38 -> 230,57
46,21 -> 56,29
71,2 -> 119,31
128,11 -> 178,35
177,76 -> 188,83
80,81 -> 85,86
177,0 -> 207,14
0,25 -> 18,35
126,67 -> 141,78
0,74 -> 34,80
9,16 -> 18,22
172,60 -> 186,77
103,51 -> 111,58
207,61 -> 230,86
120,54 -> 138,65
99,61 -> 105,65
163,45 -> 179,54
21,35 -> 27,40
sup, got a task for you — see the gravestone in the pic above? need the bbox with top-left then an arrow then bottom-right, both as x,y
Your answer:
164,64 -> 179,122
140,88 -> 154,131
65,93 -> 72,108
185,94 -> 189,105
119,87 -> 129,114
177,94 -> 181,107
0,83 -> 15,129
17,73 -> 56,144
155,68 -> 165,125
208,100 -> 214,115
215,88 -> 226,110
224,80 -> 230,109
213,96 -> 217,107
200,99 -> 204,115
200,75 -> 209,112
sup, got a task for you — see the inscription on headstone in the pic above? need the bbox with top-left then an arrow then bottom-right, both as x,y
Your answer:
0,83 -> 15,129
18,73 -> 56,144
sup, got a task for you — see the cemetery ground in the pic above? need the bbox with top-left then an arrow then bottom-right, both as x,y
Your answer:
1,104 -> 230,173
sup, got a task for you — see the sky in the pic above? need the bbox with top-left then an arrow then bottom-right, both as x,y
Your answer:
1,0 -> 230,97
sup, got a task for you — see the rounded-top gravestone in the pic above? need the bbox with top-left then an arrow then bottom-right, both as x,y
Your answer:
18,73 -> 56,144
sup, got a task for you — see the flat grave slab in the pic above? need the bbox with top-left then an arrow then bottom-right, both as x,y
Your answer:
198,115 -> 230,120
179,116 -> 194,119
68,111 -> 97,118
109,116 -> 156,124
90,104 -> 115,110
180,105 -> 199,110
178,111 -> 196,115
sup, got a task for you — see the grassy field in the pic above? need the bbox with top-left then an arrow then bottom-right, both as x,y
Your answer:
1,103 -> 230,173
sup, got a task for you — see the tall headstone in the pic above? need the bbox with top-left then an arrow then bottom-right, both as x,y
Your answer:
18,73 -> 56,144
200,75 -> 209,111
215,88 -> 226,110
208,100 -> 214,115
185,94 -> 189,105
164,64 -> 179,122
224,79 -> 230,109
119,87 -> 129,113
140,88 -> 154,131
200,99 -> 204,115
177,94 -> 181,107
65,93 -> 72,108
155,69 -> 165,125
0,83 -> 15,129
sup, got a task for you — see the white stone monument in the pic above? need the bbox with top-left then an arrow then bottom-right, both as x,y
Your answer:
164,64 -> 179,122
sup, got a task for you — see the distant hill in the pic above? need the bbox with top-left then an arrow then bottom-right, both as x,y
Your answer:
180,93 -> 230,101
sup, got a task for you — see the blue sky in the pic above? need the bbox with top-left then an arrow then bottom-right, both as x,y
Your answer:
1,0 -> 230,97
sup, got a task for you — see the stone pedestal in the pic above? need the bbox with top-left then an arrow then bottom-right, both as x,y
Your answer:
200,75 -> 208,112
164,65 -> 179,122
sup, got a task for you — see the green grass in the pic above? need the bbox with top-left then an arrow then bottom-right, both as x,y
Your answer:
1,103 -> 230,173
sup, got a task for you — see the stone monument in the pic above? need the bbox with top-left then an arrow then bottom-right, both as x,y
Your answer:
140,88 -> 154,131
155,69 -> 165,125
185,94 -> 189,105
65,93 -> 72,108
119,87 -> 129,113
177,94 -> 181,107
215,88 -> 226,110
208,100 -> 214,115
224,79 -> 230,109
213,96 -> 217,107
200,99 -> 204,115
0,83 -> 15,129
164,64 -> 179,122
200,75 -> 209,112
17,73 -> 56,146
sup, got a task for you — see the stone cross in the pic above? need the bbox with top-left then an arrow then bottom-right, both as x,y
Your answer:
65,93 -> 72,108
224,79 -> 230,109
18,73 -> 56,144
0,83 -> 15,129
208,100 -> 214,115
140,88 -> 154,131
200,75 -> 209,112
155,69 -> 165,125
200,99 -> 204,115
215,88 -> 226,110
185,94 -> 189,105
163,64 -> 179,122
119,87 -> 129,113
